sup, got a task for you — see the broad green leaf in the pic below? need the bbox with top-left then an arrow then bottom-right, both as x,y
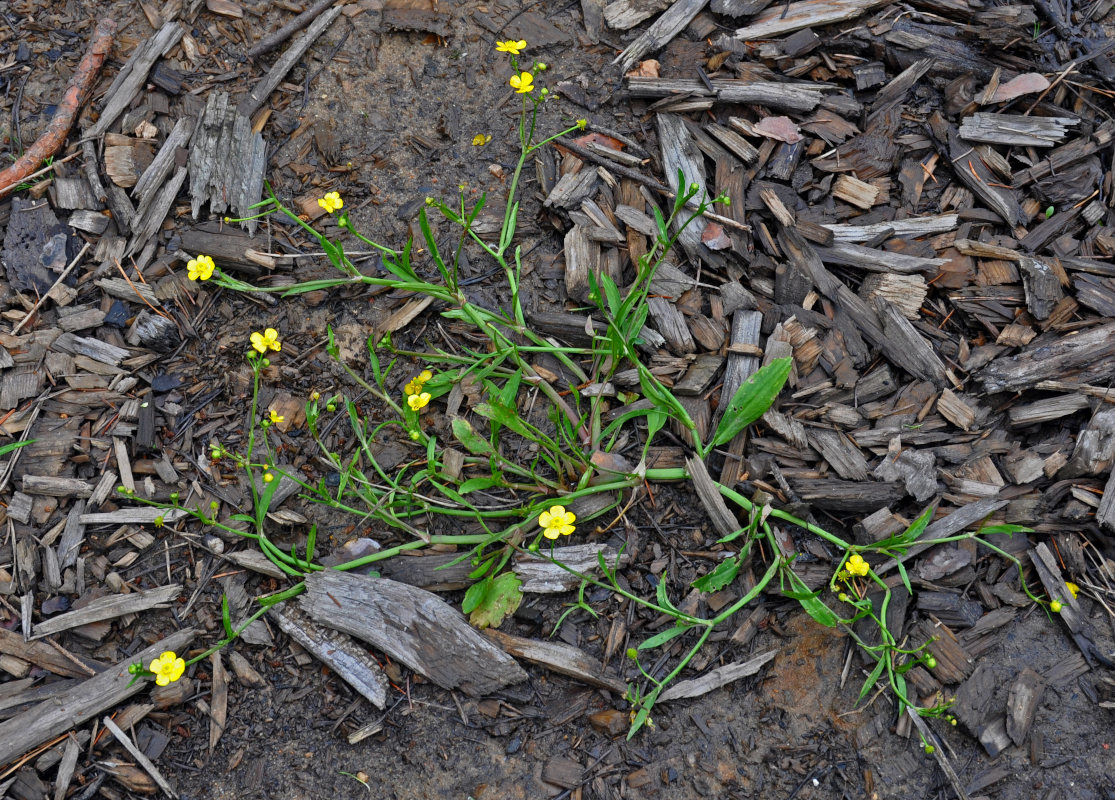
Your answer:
462,576 -> 491,614
638,623 -> 690,650
451,418 -> 494,456
709,357 -> 792,449
459,476 -> 502,494
469,572 -> 523,629
691,557 -> 739,593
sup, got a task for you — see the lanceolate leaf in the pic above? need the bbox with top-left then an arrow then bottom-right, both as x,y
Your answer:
709,357 -> 792,449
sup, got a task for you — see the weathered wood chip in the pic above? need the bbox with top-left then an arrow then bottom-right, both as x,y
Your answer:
32,584 -> 181,639
300,571 -> 527,696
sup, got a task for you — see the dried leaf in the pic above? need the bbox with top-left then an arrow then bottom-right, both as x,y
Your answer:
989,73 -> 1050,104
701,222 -> 731,250
753,116 -> 803,144
626,59 -> 660,78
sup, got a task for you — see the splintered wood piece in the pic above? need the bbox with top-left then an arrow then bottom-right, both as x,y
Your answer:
937,388 -> 978,431
807,429 -> 869,480
32,584 -> 181,639
626,77 -> 823,112
300,571 -> 527,696
0,629 -> 194,766
824,213 -> 957,242
716,310 -> 762,426
659,650 -> 777,701
791,478 -> 905,512
133,116 -> 197,217
563,225 -> 602,303
208,652 -> 227,753
1099,468 -> 1115,533
80,507 -> 187,525
732,0 -> 888,40
0,628 -> 96,679
53,735 -> 81,800
513,544 -> 632,593
959,112 -> 1077,147
237,6 -> 342,118
686,456 -> 741,537
859,274 -> 926,319
272,604 -> 387,708
832,174 -> 879,209
1017,256 -> 1063,321
102,715 -> 178,798
977,321 -> 1115,393
929,112 -> 1021,226
612,0 -> 710,72
1006,668 -> 1045,746
646,296 -> 695,354
89,22 -> 183,138
604,0 -> 671,29
657,113 -> 707,260
915,620 -> 973,684
482,629 -> 627,694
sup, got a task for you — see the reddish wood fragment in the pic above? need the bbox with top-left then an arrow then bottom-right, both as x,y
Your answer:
0,19 -> 116,198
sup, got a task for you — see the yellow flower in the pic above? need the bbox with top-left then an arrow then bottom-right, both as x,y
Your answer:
509,72 -> 534,94
318,191 -> 343,213
1065,581 -> 1079,599
250,328 -> 282,354
187,254 -> 215,281
407,392 -> 431,411
539,504 -> 576,539
496,39 -> 526,55
576,119 -> 588,130
404,370 -> 433,396
264,472 -> 274,483
149,651 -> 186,687
472,133 -> 492,146
269,409 -> 284,425
846,554 -> 870,577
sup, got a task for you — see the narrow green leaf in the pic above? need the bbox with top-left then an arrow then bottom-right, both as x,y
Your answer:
858,656 -> 887,702
783,567 -> 838,627
221,594 -> 234,639
638,623 -> 690,650
0,439 -> 35,457
709,357 -> 792,449
896,561 -> 913,596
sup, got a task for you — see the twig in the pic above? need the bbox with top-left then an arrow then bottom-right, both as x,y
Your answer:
0,19 -> 115,199
248,0 -> 346,58
10,241 -> 91,334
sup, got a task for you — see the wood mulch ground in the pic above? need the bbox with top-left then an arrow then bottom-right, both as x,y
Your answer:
1,0 -> 1115,798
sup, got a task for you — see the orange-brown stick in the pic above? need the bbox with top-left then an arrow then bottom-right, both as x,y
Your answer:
0,17 -> 116,199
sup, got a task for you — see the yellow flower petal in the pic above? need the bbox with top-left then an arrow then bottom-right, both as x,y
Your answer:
318,191 -> 343,213
187,254 -> 215,281
496,39 -> 526,55
509,72 -> 534,93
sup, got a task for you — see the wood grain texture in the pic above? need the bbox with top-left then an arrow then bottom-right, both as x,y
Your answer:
300,571 -> 527,696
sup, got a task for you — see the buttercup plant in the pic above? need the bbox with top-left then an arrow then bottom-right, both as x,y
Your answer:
123,37 -> 1046,737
